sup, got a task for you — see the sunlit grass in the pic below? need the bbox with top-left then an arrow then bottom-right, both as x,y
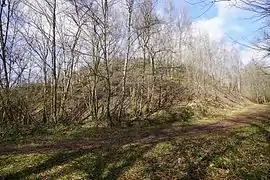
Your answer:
144,142 -> 173,158
0,106 -> 269,179
0,154 -> 53,177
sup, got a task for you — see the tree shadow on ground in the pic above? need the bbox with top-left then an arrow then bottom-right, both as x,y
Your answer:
178,112 -> 270,180
1,141 -> 157,179
180,131 -> 253,180
141,122 -> 269,180
0,105 -> 270,179
1,122 -> 269,179
2,149 -> 92,179
1,104 -> 270,156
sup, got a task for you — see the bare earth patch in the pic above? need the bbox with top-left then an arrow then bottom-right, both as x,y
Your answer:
0,104 -> 269,179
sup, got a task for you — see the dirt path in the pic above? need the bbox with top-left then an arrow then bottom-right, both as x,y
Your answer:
0,104 -> 269,155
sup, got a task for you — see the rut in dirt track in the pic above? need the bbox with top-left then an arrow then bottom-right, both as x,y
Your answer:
0,104 -> 269,155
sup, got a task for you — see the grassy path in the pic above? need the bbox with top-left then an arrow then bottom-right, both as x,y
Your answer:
0,104 -> 269,179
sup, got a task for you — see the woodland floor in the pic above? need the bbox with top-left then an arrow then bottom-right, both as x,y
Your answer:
0,104 -> 269,179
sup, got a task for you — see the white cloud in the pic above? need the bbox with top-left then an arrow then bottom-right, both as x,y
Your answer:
240,48 -> 270,65
216,0 -> 240,20
190,1 -> 262,64
240,49 -> 257,65
191,1 -> 242,42
192,17 -> 224,41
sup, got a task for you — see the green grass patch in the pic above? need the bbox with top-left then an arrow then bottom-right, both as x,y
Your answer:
0,106 -> 269,179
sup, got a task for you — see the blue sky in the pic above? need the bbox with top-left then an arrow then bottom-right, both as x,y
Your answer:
168,0 -> 265,64
175,0 -> 262,42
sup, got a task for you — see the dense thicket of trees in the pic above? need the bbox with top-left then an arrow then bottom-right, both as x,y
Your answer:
0,0 -> 269,135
